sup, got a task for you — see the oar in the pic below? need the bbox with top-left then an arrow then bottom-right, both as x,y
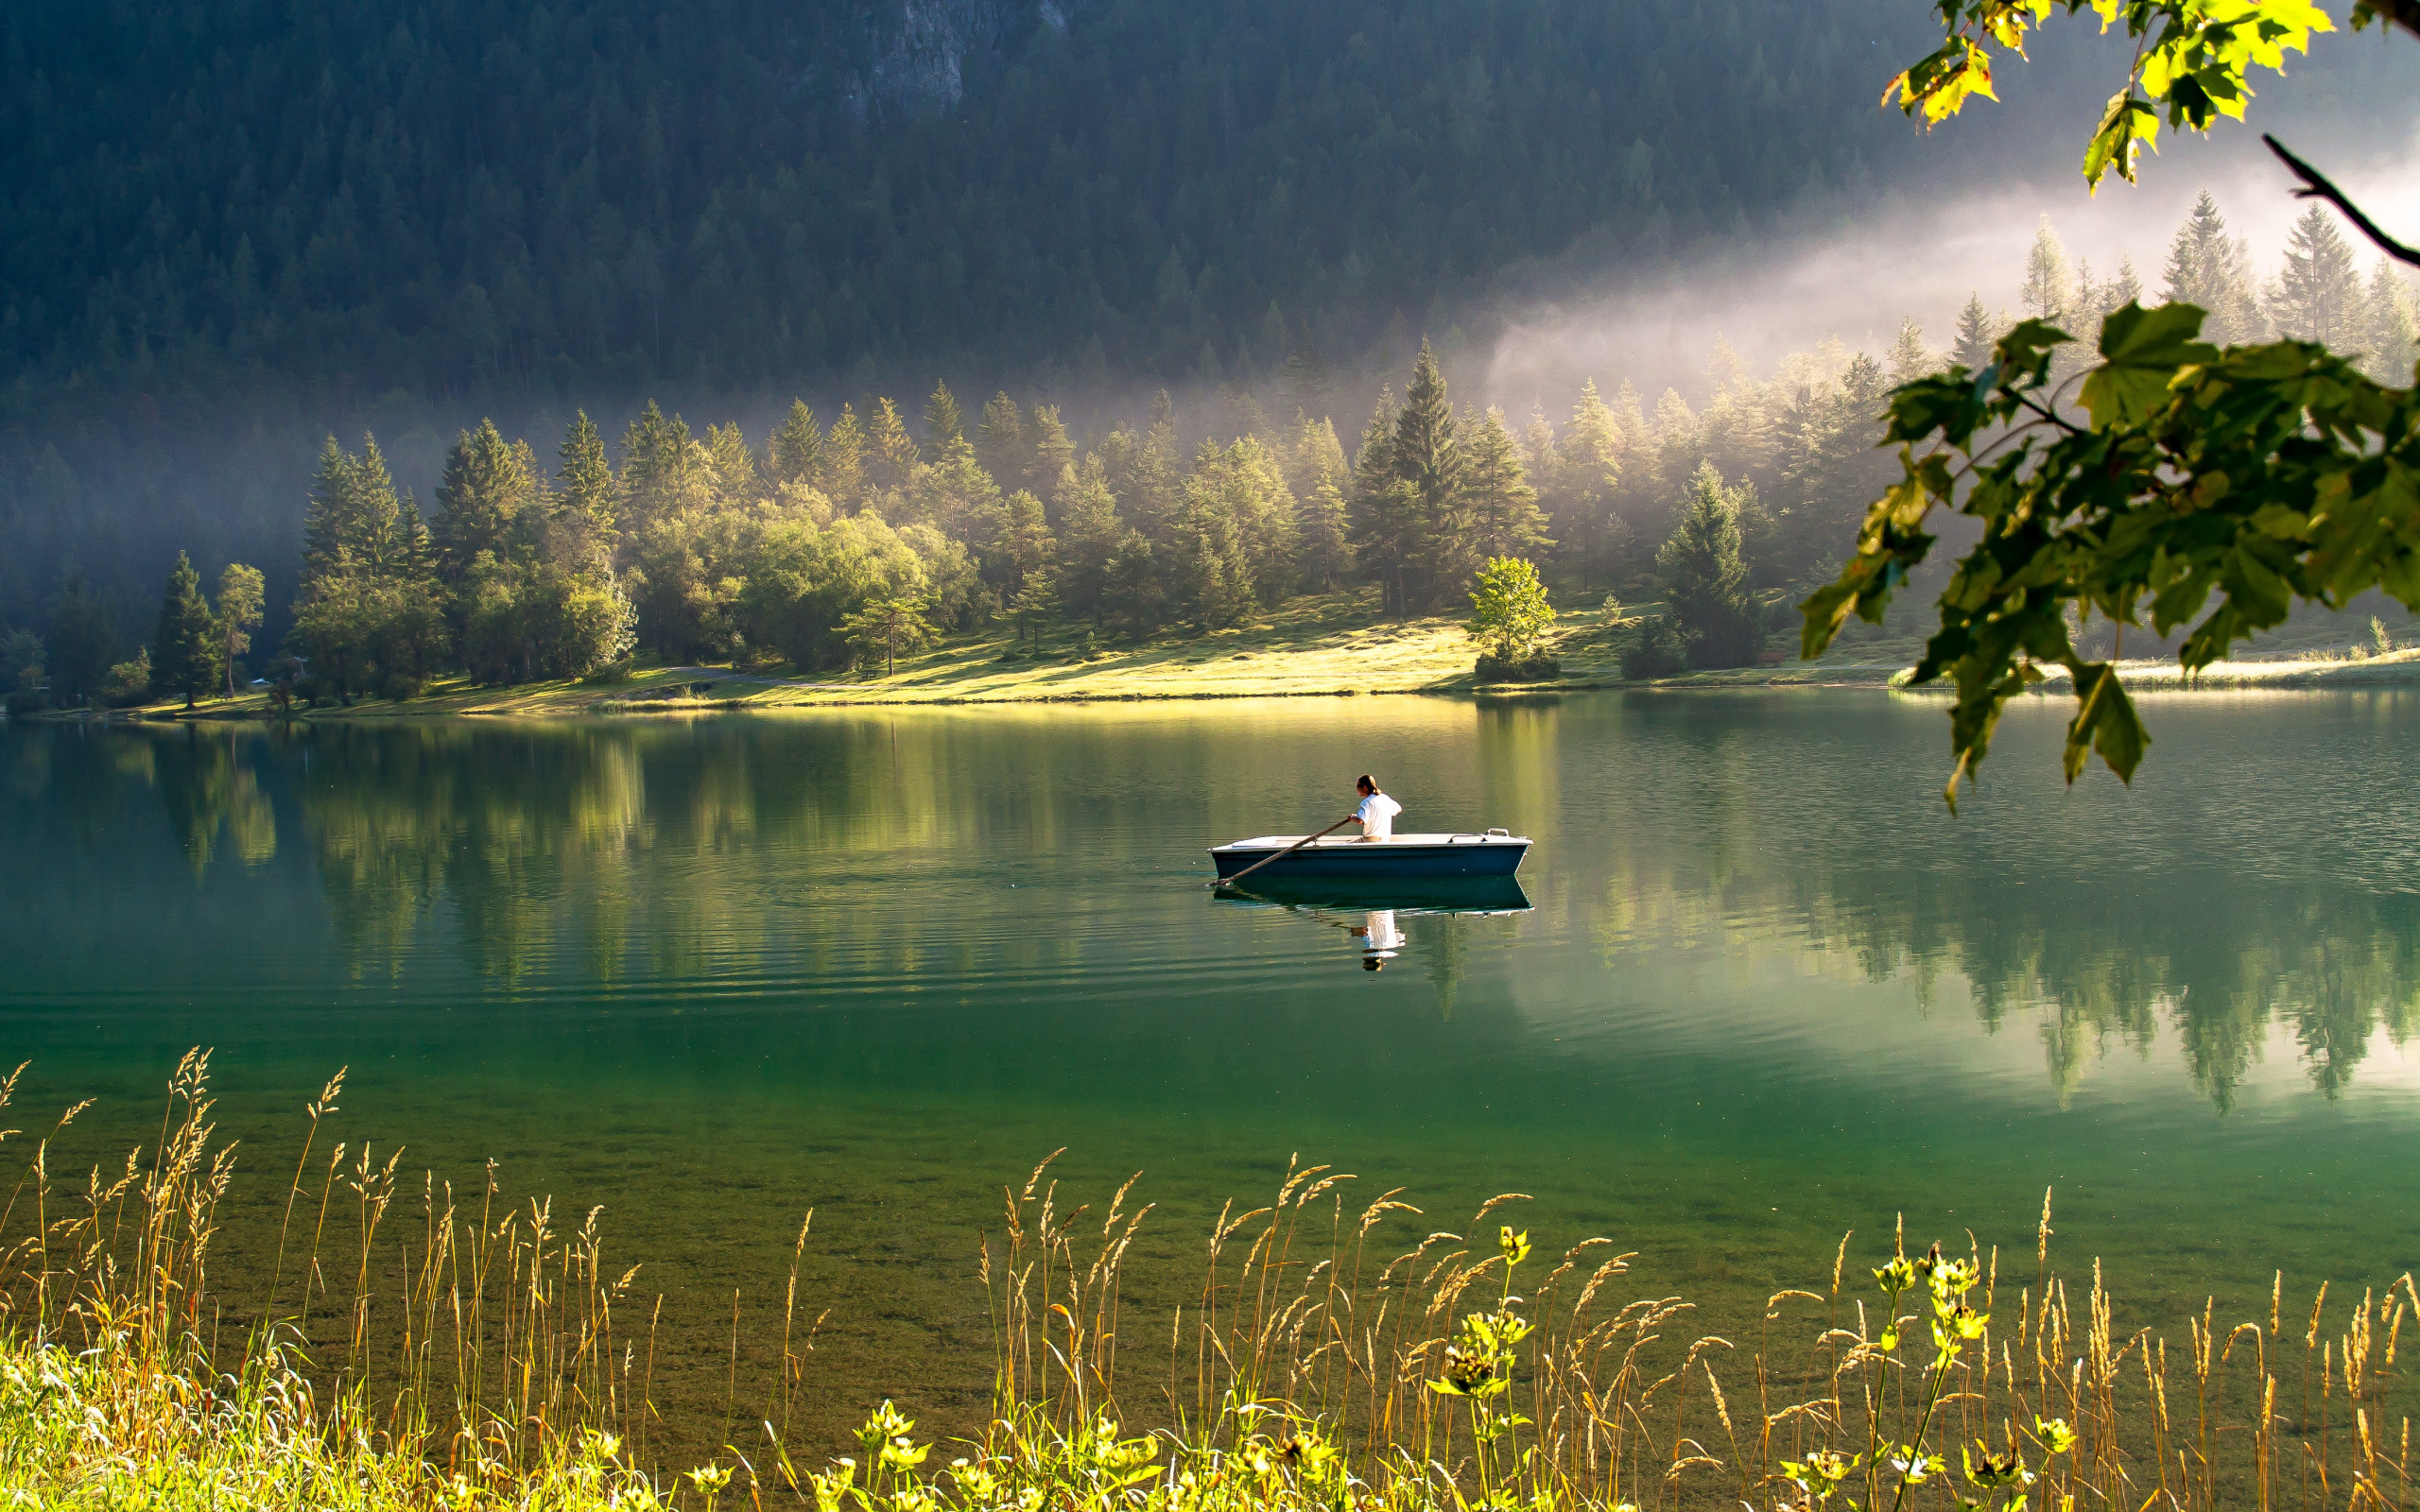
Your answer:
1209,816 -> 1356,889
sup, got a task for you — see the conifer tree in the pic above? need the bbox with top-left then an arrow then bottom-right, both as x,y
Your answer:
997,489 -> 1054,596
1950,294 -> 2000,370
619,402 -> 707,534
1556,379 -> 1625,590
149,551 -> 218,706
2020,218 -> 2076,325
2267,204 -> 2362,350
977,393 -> 1026,486
1054,458 -> 1124,626
1461,405 -> 1551,560
433,419 -> 536,584
1887,318 -> 1938,384
2162,191 -> 2264,344
1347,388 -> 1415,618
302,434 -> 413,590
821,404 -> 869,507
924,382 -> 964,449
1028,405 -> 1075,500
703,422 -> 758,508
2360,263 -> 2420,384
1392,339 -> 1474,610
1656,461 -> 1764,669
558,411 -> 622,547
769,401 -> 823,488
302,437 -> 360,588
868,398 -> 920,496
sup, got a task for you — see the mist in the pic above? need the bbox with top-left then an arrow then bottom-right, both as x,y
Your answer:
1482,67 -> 2420,408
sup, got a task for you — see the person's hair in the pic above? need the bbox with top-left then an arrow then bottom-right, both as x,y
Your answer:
1362,956 -> 1383,971
1356,773 -> 1378,793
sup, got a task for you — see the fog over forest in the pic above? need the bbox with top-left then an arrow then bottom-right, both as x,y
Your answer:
2,0 -> 2414,695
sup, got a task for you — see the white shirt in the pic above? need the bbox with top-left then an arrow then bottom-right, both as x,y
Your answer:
1355,791 -> 1403,838
1361,909 -> 1405,955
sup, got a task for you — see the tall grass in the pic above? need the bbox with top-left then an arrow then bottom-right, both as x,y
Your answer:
1,1053 -> 2412,1512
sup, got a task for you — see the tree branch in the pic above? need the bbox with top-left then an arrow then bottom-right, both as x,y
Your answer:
2262,134 -> 2420,269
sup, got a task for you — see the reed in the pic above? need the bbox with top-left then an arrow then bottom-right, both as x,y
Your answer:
1,1053 -> 2411,1512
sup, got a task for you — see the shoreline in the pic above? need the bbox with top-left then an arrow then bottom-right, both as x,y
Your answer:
21,602 -> 2420,724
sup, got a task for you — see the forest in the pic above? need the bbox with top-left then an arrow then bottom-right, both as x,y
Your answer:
6,184 -> 2412,713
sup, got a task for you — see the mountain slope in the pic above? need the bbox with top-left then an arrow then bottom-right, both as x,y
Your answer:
3,0 -> 1957,404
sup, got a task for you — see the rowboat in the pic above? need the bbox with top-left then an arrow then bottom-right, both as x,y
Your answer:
1207,829 -> 1530,880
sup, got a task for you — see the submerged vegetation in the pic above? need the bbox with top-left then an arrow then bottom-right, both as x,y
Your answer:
5,1052 -> 2416,1509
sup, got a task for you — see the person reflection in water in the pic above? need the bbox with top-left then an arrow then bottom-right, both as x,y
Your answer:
1352,775 -> 1402,841
1345,909 -> 1405,971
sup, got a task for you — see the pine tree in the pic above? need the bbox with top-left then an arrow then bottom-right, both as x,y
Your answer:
867,398 -> 920,497
924,382 -> 964,449
619,402 -> 707,534
769,400 -> 823,488
302,434 -> 413,589
149,551 -> 218,706
1391,338 -> 1474,610
2108,254 -> 2144,309
1461,406 -> 1551,559
1027,404 -> 1075,499
1557,379 -> 1625,590
1347,387 -> 1416,618
433,419 -> 536,584
703,422 -> 758,507
2020,218 -> 2076,325
1887,318 -> 1938,384
1656,461 -> 1764,669
821,404 -> 869,507
558,411 -> 622,547
996,489 -> 1054,595
1951,293 -> 2000,370
2360,262 -> 2420,384
977,392 -> 1026,484
2163,191 -> 2265,344
2268,204 -> 2362,349
1054,458 -> 1124,625
302,437 -> 359,588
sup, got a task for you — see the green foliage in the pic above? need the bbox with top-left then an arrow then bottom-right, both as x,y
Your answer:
1656,463 -> 1766,668
214,563 -> 266,699
839,595 -> 937,675
1466,556 -> 1555,662
1621,616 -> 1692,679
1804,302 -> 2420,803
98,646 -> 152,708
1886,0 -> 2336,185
43,575 -> 116,708
148,551 -> 218,707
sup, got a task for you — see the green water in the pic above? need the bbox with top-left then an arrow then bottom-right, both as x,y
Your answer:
5,690 -> 2419,1445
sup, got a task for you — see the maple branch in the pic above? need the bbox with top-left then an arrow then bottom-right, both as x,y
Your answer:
2263,134 -> 2420,269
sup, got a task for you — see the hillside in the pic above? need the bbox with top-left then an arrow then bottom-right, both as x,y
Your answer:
5,0 -> 1978,405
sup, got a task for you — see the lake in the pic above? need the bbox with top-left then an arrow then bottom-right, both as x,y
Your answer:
4,690 -> 2417,1452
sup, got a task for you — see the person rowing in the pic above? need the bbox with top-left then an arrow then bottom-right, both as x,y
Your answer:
1352,774 -> 1402,842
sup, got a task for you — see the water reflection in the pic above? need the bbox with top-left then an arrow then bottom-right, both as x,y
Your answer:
5,697 -> 2419,1110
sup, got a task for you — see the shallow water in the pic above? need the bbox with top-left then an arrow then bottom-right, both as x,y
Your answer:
4,690 -> 2418,1451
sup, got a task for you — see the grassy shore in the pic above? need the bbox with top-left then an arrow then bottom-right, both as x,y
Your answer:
36,586 -> 2420,725
6,1053 -> 2417,1511
47,589 -> 1909,725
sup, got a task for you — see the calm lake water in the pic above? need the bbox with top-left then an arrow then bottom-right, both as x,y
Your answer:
5,690 -> 2418,1447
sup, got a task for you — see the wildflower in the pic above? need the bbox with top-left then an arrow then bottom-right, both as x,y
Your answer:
2033,1416 -> 2079,1454
1962,1440 -> 2032,1490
